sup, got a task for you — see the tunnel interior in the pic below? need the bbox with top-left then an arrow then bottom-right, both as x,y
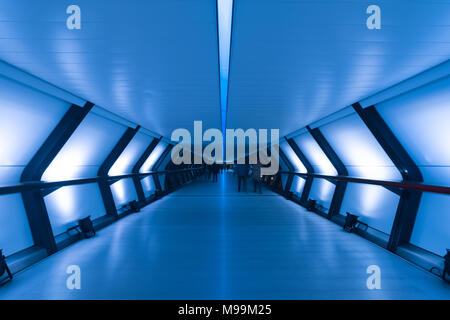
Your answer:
0,0 -> 449,299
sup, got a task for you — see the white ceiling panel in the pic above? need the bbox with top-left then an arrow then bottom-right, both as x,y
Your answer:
226,0 -> 450,135
0,0 -> 221,137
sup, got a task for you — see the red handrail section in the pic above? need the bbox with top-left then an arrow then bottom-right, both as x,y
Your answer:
280,171 -> 450,195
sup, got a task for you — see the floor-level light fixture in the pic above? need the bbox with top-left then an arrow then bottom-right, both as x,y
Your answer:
0,249 -> 13,283
78,216 -> 96,238
344,212 -> 359,233
128,200 -> 140,213
306,199 -> 316,211
444,249 -> 450,282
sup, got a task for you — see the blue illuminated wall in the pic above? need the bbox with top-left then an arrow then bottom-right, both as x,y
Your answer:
280,141 -> 306,196
156,146 -> 173,189
376,76 -> 450,255
44,184 -> 105,236
111,179 -> 139,208
109,132 -> 152,176
41,110 -> 129,235
293,132 -> 336,209
0,63 -> 172,255
140,141 -> 168,173
139,141 -> 168,195
109,132 -> 154,207
0,195 -> 34,256
0,75 -> 70,185
0,75 -> 70,254
319,114 -> 401,234
43,112 -> 128,181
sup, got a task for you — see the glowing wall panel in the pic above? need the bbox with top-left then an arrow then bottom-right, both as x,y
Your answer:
141,176 -> 156,197
44,183 -> 105,236
292,132 -> 337,208
293,132 -> 336,175
110,178 -> 138,208
376,76 -> 450,185
320,114 -> 401,181
410,193 -> 450,256
157,149 -> 173,189
43,113 -> 128,181
280,141 -> 307,195
290,176 -> 306,196
109,132 -> 153,176
0,194 -> 34,256
341,183 -> 399,234
0,75 -> 70,256
318,113 -> 401,232
140,141 -> 168,173
280,142 -> 307,173
309,179 -> 335,210
376,76 -> 450,255
0,75 -> 70,185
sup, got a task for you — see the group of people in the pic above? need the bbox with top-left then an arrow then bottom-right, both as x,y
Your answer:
206,163 -> 221,182
204,163 -> 264,194
235,163 -> 263,194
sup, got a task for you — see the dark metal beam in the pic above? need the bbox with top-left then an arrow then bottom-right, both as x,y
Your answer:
97,126 -> 140,217
307,126 -> 347,219
152,144 -> 173,192
353,102 -> 423,252
132,137 -> 161,203
279,149 -> 294,193
20,101 -> 94,254
286,138 -> 314,203
98,126 -> 141,176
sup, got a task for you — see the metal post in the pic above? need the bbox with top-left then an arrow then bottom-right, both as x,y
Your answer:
98,126 -> 140,217
279,149 -> 294,194
307,126 -> 348,219
21,102 -> 94,254
152,145 -> 173,193
132,137 -> 161,203
286,138 -> 314,203
353,102 -> 423,252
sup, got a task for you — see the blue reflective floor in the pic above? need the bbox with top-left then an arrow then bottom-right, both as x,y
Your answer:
1,172 -> 449,299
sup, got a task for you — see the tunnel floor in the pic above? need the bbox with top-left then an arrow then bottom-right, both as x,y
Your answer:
0,172 -> 448,299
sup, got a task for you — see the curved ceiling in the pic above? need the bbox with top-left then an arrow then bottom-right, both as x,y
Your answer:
226,0 -> 450,135
0,0 -> 221,137
0,1 -> 449,138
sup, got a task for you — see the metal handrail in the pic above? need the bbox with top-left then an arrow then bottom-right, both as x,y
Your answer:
280,171 -> 450,195
0,167 -> 204,196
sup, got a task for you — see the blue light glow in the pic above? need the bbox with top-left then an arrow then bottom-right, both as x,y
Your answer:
110,178 -> 138,208
280,142 -> 307,173
377,75 -> 450,255
139,141 -> 168,173
141,176 -> 156,196
319,113 -> 402,181
217,0 -> 233,137
293,132 -> 337,176
309,179 -> 336,210
377,76 -> 450,185
44,184 -> 105,236
0,194 -> 34,256
0,75 -> 69,185
109,133 -> 153,176
340,183 -> 399,234
43,113 -> 128,181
